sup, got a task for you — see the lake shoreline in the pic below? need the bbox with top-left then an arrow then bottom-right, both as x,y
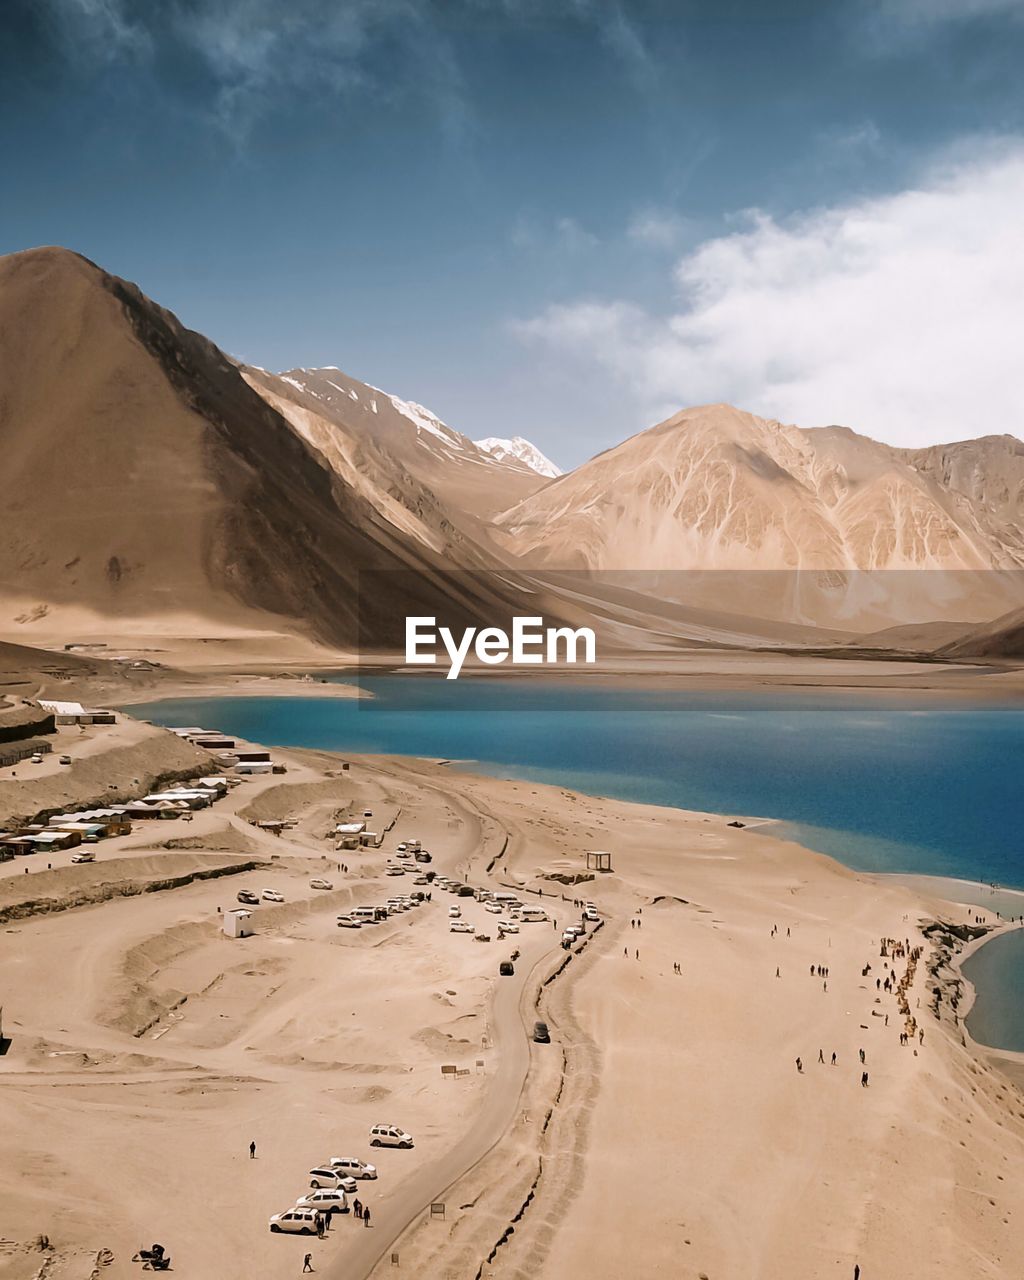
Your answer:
121,686 -> 1024,1071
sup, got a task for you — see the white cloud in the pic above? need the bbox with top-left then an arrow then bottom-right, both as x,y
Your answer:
511,214 -> 599,254
555,216 -> 599,252
517,142 -> 1024,447
626,207 -> 690,249
875,0 -> 1024,23
40,0 -> 469,144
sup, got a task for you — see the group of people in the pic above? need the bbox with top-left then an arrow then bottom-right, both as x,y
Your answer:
789,924 -> 932,1091
878,936 -> 925,1045
299,1202 -> 373,1271
250,1139 -> 372,1273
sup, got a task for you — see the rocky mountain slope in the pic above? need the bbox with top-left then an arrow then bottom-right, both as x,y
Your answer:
475,435 -> 562,478
936,605 -> 1024,659
0,247 -> 535,648
1,247 -> 1020,650
246,365 -> 551,533
494,405 -> 1024,626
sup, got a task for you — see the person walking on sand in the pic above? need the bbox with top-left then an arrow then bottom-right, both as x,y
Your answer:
818,1049 -> 824,1064
795,1057 -> 803,1073
303,1255 -> 314,1273
249,1140 -> 256,1159
353,1199 -> 362,1220
363,1206 -> 372,1228
861,1071 -> 869,1087
854,1266 -> 860,1280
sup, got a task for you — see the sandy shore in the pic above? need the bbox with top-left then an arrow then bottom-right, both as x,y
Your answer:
7,624 -> 1023,709
2,719 -> 1024,1279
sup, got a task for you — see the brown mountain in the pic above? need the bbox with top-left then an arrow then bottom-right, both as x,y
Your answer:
245,366 -> 551,536
494,405 -> 1024,629
0,246 -> 538,649
1,247 -> 1021,653
936,606 -> 1024,659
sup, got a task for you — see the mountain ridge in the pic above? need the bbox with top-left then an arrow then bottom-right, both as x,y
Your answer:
0,245 -> 1021,649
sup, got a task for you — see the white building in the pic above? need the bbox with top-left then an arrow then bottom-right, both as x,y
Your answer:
223,909 -> 254,938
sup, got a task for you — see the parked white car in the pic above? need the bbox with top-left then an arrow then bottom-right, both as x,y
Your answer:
308,1167 -> 357,1191
269,1207 -> 318,1234
310,878 -> 334,890
485,902 -> 502,914
336,915 -> 361,929
369,1124 -> 414,1149
498,921 -> 519,934
296,1189 -> 349,1214
583,907 -> 600,921
262,889 -> 285,903
328,1156 -> 378,1179
450,921 -> 475,934
448,905 -> 461,918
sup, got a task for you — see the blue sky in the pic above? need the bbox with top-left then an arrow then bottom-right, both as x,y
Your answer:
3,0 -> 1024,464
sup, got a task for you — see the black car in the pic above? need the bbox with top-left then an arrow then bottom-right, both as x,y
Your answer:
499,961 -> 515,976
533,1021 -> 550,1043
237,889 -> 259,905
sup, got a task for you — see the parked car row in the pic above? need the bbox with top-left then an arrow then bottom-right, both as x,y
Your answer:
269,1135 -> 409,1234
336,893 -> 428,930
236,880 -> 337,906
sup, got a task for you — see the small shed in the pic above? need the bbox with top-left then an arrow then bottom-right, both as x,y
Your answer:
223,909 -> 254,938
586,850 -> 613,873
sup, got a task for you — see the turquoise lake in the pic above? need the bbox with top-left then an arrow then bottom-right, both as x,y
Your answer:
963,930 -> 1024,1054
131,678 -> 1023,889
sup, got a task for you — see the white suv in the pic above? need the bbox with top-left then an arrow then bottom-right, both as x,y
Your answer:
296,1189 -> 349,1215
269,1207 -> 318,1234
308,1167 -> 357,1191
328,1156 -> 377,1180
369,1124 -> 414,1149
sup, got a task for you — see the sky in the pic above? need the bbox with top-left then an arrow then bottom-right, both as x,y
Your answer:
3,0 -> 1024,466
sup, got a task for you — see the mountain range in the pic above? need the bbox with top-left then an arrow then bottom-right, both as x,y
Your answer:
0,245 -> 1021,658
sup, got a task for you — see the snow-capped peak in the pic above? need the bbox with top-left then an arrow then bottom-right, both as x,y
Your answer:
381,393 -> 463,447
475,436 -> 562,479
